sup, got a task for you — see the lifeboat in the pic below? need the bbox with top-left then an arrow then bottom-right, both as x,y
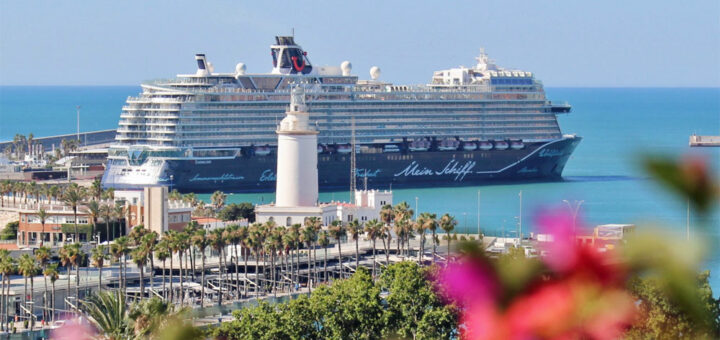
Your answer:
408,139 -> 430,152
493,140 -> 509,150
336,144 -> 352,154
462,141 -> 477,151
510,140 -> 525,150
438,139 -> 460,151
254,145 -> 271,156
317,144 -> 325,154
479,141 -> 493,151
383,144 -> 400,153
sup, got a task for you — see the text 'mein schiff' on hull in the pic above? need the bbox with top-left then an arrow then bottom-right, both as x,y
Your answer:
102,36 -> 581,193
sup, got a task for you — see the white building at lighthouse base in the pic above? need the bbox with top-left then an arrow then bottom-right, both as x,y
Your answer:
255,189 -> 392,227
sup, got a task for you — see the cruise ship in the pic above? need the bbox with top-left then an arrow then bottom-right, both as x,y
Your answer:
102,36 -> 581,193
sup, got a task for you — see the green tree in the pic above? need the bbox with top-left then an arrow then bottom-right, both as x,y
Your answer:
0,221 -> 19,240
626,271 -> 720,339
215,301 -> 290,340
311,267 -> 384,340
217,202 -> 255,222
346,219 -> 361,270
380,261 -> 458,340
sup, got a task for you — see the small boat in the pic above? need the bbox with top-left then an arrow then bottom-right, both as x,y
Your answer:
317,145 -> 325,153
479,141 -> 493,151
254,145 -> 271,156
383,144 -> 400,153
510,140 -> 525,150
494,141 -> 509,150
336,144 -> 352,154
408,139 -> 430,152
462,142 -> 477,151
438,139 -> 460,151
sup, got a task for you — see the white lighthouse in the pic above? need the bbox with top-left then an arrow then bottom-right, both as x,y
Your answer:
255,86 -> 323,226
276,86 -> 319,207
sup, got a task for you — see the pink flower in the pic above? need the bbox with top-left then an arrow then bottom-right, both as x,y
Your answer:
536,207 -> 578,273
437,258 -> 498,307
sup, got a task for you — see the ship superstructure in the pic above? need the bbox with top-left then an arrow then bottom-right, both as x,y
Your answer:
103,36 -> 580,192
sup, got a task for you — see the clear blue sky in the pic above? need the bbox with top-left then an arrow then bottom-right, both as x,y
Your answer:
1,0 -> 718,86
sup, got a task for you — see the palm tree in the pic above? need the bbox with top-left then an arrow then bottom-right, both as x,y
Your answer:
154,240 -> 170,301
141,232 -> 158,293
191,229 -> 208,307
247,224 -> 265,298
110,236 -> 129,293
34,246 -> 51,322
85,200 -> 101,246
37,208 -> 48,246
439,213 -> 457,259
263,231 -> 279,296
224,225 -> 242,297
163,231 -> 176,303
208,228 -> 227,305
394,201 -> 414,256
27,181 -> 38,208
0,250 -> 15,331
317,230 -> 329,282
58,244 -> 74,306
100,204 -> 112,243
282,229 -> 297,288
300,225 -> 316,290
168,189 -> 182,201
346,219 -> 361,270
237,225 -> 250,296
328,221 -> 346,279
47,185 -> 60,206
421,213 -> 438,263
69,243 -> 84,301
61,183 -> 85,242
132,245 -> 150,300
91,245 -> 108,291
43,264 -> 59,322
18,254 -> 38,326
210,190 -> 227,212
80,291 -> 129,339
418,213 -> 437,262
379,204 -> 394,256
113,204 -> 125,239
380,223 -> 392,264
364,219 -> 382,277
90,178 -> 103,202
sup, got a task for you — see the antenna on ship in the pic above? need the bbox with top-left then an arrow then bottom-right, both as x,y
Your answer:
350,116 -> 357,204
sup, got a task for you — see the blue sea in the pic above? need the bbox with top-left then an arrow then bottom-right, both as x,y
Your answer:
1,86 -> 719,289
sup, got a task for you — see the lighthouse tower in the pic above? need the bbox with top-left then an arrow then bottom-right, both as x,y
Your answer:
275,86 -> 319,207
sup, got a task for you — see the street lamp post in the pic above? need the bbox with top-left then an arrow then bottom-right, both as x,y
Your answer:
76,105 -> 81,142
562,200 -> 585,233
477,190 -> 481,237
518,191 -> 523,243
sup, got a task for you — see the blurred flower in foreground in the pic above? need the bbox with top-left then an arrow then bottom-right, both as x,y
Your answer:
437,208 -> 636,340
51,318 -> 96,340
644,154 -> 718,214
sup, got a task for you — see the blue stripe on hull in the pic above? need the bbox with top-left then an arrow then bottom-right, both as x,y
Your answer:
103,137 -> 581,193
